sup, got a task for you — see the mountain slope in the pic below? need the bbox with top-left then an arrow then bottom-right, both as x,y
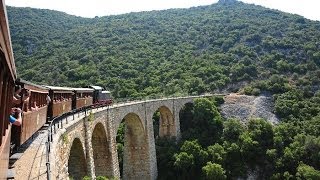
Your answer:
7,1 -> 320,98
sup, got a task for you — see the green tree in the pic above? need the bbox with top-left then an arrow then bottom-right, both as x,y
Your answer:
296,164 -> 320,180
191,98 -> 223,146
207,143 -> 226,165
202,162 -> 227,180
174,152 -> 194,179
223,119 -> 245,143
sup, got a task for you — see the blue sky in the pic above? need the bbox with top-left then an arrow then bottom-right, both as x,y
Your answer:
6,0 -> 320,21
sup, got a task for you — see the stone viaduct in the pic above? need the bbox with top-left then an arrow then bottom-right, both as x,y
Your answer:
48,95 -> 211,180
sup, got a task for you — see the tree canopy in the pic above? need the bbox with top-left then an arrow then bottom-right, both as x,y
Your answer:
7,1 -> 320,99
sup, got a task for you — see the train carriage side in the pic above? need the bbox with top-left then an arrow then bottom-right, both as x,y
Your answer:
72,88 -> 93,109
46,86 -> 73,119
12,80 -> 49,146
0,2 -> 16,179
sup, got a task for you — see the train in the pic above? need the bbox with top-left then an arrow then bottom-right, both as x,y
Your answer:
0,1 -> 17,179
0,2 -> 113,179
11,81 -> 113,148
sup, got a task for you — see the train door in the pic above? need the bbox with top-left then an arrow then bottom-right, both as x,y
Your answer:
72,90 -> 77,110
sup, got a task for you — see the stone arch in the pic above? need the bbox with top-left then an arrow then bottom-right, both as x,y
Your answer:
114,108 -> 146,136
120,112 -> 150,179
68,138 -> 87,180
177,99 -> 194,112
92,122 -> 113,177
157,106 -> 175,138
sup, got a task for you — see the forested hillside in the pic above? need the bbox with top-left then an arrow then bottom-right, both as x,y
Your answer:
7,1 -> 320,99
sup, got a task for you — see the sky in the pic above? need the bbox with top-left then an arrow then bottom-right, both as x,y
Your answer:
5,0 -> 320,21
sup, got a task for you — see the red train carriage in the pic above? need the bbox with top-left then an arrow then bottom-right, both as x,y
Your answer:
12,80 -> 49,147
0,2 -> 16,179
72,88 -> 94,109
46,86 -> 73,119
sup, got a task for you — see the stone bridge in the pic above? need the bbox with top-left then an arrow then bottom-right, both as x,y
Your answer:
49,95 -> 213,180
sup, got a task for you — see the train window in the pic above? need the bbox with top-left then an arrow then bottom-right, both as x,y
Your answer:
40,94 -> 42,107
0,69 -> 5,141
39,94 -> 42,107
0,63 -> 14,143
2,78 -> 8,135
1,74 -> 8,135
27,91 -> 48,109
54,94 -> 59,102
41,94 -> 44,107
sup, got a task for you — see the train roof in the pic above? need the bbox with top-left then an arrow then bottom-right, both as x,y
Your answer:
89,85 -> 103,90
0,2 -> 16,80
17,79 -> 49,93
102,90 -> 111,93
45,85 -> 74,93
72,88 -> 94,93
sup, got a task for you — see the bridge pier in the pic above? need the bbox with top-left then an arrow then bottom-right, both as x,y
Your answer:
173,101 -> 182,141
145,104 -> 158,180
84,116 -> 96,179
106,109 -> 121,179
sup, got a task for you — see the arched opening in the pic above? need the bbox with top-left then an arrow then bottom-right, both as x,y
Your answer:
116,113 -> 149,179
92,123 -> 112,177
158,106 -> 175,138
153,110 -> 160,139
153,106 -> 177,180
68,138 -> 87,180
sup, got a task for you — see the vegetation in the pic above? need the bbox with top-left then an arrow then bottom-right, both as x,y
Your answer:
155,97 -> 320,179
7,0 -> 320,99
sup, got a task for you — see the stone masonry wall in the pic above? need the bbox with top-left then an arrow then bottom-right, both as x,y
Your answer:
50,96 -> 204,180
53,117 -> 87,180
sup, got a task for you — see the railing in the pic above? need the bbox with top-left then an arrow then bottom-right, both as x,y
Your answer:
44,93 -> 221,179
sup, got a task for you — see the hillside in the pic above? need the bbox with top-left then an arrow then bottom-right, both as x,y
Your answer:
7,1 -> 320,99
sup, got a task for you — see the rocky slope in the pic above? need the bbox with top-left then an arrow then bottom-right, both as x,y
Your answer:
220,93 -> 279,124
